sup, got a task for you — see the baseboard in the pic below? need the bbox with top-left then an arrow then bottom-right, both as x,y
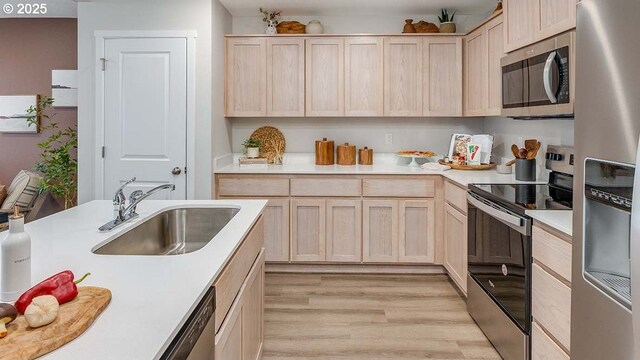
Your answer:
265,262 -> 447,274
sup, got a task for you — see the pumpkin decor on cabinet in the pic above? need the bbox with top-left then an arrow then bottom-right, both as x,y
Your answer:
276,21 -> 306,34
437,9 -> 457,33
414,21 -> 440,33
402,19 -> 417,33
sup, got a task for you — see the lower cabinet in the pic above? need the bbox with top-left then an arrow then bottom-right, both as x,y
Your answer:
444,202 -> 468,293
363,200 -> 399,262
326,199 -> 362,262
291,199 -> 326,262
399,200 -> 436,263
263,199 -> 290,262
215,250 -> 265,360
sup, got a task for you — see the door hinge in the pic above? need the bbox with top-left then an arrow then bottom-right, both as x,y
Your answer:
100,58 -> 106,71
101,146 -> 105,158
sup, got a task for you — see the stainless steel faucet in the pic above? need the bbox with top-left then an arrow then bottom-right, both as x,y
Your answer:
99,178 -> 175,232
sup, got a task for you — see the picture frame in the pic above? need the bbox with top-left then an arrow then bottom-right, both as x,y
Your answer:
0,95 -> 39,133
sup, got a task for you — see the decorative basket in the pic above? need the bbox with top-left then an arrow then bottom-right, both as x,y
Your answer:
276,21 -> 306,34
415,21 -> 440,33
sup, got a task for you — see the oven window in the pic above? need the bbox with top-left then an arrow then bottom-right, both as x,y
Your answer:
468,206 -> 531,332
502,60 -> 528,108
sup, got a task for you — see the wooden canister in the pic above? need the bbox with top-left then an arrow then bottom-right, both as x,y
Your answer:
358,147 -> 373,165
337,143 -> 356,165
315,138 -> 334,165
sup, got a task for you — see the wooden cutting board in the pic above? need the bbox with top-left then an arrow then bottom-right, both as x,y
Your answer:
0,286 -> 112,360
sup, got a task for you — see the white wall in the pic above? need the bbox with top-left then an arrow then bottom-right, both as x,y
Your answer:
231,117 -> 485,156
77,0 -> 212,202
232,13 -> 488,34
212,0 -> 233,159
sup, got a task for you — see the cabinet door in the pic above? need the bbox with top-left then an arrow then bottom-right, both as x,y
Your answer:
291,199 -> 326,262
534,0 -> 576,42
444,203 -> 468,293
423,37 -> 462,117
486,15 -> 504,116
345,37 -> 383,116
267,38 -> 305,116
384,37 -> 422,116
263,198 -> 290,262
326,199 -> 362,262
504,0 -> 535,52
464,29 -> 487,116
242,252 -> 265,360
214,289 -> 243,360
399,200 -> 436,263
305,38 -> 344,116
226,38 -> 266,117
363,200 -> 398,263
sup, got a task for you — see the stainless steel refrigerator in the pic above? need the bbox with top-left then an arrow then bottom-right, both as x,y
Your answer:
572,0 -> 640,359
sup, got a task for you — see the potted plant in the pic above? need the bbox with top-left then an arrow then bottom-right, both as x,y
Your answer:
26,96 -> 77,209
242,138 -> 261,158
259,8 -> 281,35
438,9 -> 456,33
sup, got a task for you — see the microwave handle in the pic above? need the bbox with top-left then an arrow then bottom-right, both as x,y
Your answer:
543,51 -> 558,104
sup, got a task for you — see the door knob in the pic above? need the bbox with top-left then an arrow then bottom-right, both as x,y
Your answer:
171,167 -> 182,175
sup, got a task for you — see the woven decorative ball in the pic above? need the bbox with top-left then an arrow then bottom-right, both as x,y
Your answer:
250,126 -> 286,164
415,21 -> 440,33
276,21 -> 306,34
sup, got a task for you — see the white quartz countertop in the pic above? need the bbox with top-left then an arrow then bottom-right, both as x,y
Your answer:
3,199 -> 266,360
526,210 -> 573,237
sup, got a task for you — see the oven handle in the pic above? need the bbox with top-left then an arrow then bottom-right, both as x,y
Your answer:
543,51 -> 558,104
467,193 -> 531,235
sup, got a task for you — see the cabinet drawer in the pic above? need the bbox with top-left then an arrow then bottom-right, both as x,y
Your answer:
533,226 -> 572,282
214,216 -> 264,333
290,178 -> 361,197
444,180 -> 467,213
217,177 -> 289,197
363,178 -> 435,198
532,263 -> 571,351
532,321 -> 570,360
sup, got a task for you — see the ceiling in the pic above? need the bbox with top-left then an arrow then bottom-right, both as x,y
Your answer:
219,0 -> 498,17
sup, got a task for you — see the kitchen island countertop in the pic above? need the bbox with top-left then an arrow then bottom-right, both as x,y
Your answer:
1,199 -> 267,360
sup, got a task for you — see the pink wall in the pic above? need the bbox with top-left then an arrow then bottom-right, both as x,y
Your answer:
0,18 -> 77,214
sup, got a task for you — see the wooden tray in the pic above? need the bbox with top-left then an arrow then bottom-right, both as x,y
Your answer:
0,286 -> 112,360
439,159 -> 497,170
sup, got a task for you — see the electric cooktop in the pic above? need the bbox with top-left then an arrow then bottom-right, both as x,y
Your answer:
468,183 -> 573,215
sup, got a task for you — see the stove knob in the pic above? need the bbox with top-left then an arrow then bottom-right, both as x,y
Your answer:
545,152 -> 553,160
552,153 -> 564,161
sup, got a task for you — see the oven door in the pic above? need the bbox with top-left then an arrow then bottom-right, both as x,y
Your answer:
467,193 -> 532,334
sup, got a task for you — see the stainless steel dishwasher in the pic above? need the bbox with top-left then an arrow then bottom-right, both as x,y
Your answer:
161,286 -> 216,360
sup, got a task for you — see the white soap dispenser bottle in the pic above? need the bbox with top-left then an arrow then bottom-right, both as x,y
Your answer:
1,206 -> 31,301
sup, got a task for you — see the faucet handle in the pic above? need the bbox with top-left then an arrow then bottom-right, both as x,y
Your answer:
129,190 -> 144,204
113,177 -> 137,203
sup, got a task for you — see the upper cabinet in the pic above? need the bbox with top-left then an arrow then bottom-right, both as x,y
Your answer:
504,0 -> 577,53
225,38 -> 267,117
345,37 -> 383,116
266,38 -> 305,116
306,38 -> 344,116
423,37 -> 463,117
464,13 -> 504,117
383,37 -> 422,117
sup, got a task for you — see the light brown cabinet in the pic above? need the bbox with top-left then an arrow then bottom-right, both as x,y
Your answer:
215,250 -> 265,360
363,200 -> 399,262
423,37 -> 463,117
225,38 -> 267,116
383,37 -> 422,116
464,13 -> 504,117
291,199 -> 326,262
345,37 -> 383,116
326,199 -> 362,262
444,202 -> 467,294
399,200 -> 436,263
305,38 -> 344,116
504,0 -> 576,53
263,198 -> 290,262
266,38 -> 305,116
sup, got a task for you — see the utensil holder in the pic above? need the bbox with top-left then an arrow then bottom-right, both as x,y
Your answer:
515,159 -> 536,181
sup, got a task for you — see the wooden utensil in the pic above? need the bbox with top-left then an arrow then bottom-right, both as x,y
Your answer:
337,143 -> 356,165
0,287 -> 111,360
533,141 -> 542,157
358,147 -> 373,165
518,148 -> 528,159
315,138 -> 334,165
505,159 -> 517,166
524,139 -> 537,150
511,144 -> 520,158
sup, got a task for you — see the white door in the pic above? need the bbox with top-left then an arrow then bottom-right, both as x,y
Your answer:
103,37 -> 187,199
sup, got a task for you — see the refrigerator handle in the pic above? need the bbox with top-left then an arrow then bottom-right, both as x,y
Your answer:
631,135 -> 640,358
543,51 -> 559,104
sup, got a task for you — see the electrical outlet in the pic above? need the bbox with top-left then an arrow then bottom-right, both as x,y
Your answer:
385,133 -> 393,145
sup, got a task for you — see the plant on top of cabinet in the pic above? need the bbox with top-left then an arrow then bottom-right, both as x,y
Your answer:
259,8 -> 280,35
242,138 -> 261,159
438,9 -> 457,33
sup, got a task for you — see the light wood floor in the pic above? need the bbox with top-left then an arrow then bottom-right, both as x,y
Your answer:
263,273 -> 502,359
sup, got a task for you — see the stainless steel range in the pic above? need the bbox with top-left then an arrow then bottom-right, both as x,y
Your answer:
466,145 -> 574,360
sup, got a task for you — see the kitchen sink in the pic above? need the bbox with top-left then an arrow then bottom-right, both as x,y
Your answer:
92,207 -> 239,256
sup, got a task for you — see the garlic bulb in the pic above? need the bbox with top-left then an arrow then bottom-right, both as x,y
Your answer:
24,295 -> 59,328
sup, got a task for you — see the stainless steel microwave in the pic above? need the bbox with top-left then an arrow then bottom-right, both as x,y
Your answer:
501,31 -> 575,118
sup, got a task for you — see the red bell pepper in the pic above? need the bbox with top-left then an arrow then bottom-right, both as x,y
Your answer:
15,270 -> 90,314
